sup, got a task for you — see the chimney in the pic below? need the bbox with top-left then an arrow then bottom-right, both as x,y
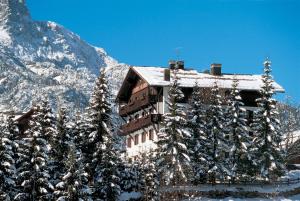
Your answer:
210,63 -> 222,76
169,60 -> 176,69
164,69 -> 171,81
176,60 -> 184,70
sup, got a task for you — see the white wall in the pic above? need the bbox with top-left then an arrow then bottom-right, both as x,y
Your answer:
125,125 -> 158,159
163,86 -> 170,114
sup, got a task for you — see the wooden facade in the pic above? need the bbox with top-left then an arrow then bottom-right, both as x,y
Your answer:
120,114 -> 162,135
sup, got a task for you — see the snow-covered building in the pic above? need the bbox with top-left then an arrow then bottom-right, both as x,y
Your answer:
116,61 -> 284,160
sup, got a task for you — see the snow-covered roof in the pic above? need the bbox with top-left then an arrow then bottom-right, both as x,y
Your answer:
132,66 -> 285,92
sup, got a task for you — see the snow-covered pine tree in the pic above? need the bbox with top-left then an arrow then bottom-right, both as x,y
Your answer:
85,68 -> 112,180
156,67 -> 191,186
14,104 -> 53,200
87,69 -> 122,200
120,160 -> 142,193
0,116 -> 17,200
93,134 -> 121,201
7,115 -> 20,155
73,110 -> 87,151
188,82 -> 210,184
141,152 -> 159,201
50,106 -> 71,187
40,99 -> 57,143
226,77 -> 253,182
206,82 -> 229,183
251,59 -> 285,181
39,99 -> 57,187
55,143 -> 92,201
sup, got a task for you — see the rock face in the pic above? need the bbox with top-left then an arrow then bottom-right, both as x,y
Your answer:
0,0 -> 30,30
0,0 -> 128,112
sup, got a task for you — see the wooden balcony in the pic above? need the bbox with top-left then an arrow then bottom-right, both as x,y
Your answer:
119,87 -> 157,117
119,114 -> 162,135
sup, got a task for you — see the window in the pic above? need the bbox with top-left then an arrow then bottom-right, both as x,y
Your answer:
142,111 -> 145,117
127,138 -> 132,148
142,132 -> 146,143
149,129 -> 154,141
134,135 -> 139,145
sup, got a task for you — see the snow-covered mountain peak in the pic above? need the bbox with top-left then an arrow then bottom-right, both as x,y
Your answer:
0,0 -> 128,112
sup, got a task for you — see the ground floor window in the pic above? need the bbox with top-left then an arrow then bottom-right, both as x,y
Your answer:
134,134 -> 139,145
127,137 -> 132,148
142,132 -> 146,143
149,129 -> 154,140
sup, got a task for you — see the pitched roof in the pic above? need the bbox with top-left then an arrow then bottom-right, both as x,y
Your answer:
132,66 -> 285,92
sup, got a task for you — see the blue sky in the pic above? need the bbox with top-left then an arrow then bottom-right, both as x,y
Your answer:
27,0 -> 300,103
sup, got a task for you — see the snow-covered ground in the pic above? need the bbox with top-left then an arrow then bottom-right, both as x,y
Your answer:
184,194 -> 300,201
119,192 -> 142,201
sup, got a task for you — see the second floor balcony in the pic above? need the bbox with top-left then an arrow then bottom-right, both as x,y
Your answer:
119,87 -> 158,116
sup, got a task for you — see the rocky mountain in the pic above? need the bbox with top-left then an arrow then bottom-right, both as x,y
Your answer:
0,0 -> 128,112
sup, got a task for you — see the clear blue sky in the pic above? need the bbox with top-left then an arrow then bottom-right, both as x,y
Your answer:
27,0 -> 300,103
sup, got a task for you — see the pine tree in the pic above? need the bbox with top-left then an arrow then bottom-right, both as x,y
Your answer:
0,116 -> 17,200
120,160 -> 142,193
51,106 -> 71,186
188,82 -> 210,184
55,143 -> 92,201
39,99 -> 60,189
93,135 -> 121,201
15,104 -> 53,200
40,99 -> 56,143
85,68 -> 113,180
73,111 -> 87,151
88,69 -> 122,200
251,59 -> 285,181
141,152 -> 159,201
156,68 -> 191,186
206,82 -> 229,183
226,78 -> 253,182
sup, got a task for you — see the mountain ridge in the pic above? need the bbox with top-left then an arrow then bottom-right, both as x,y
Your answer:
0,0 -> 128,112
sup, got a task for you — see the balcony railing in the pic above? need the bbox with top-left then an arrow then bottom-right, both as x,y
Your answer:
119,114 -> 162,135
119,87 -> 157,116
